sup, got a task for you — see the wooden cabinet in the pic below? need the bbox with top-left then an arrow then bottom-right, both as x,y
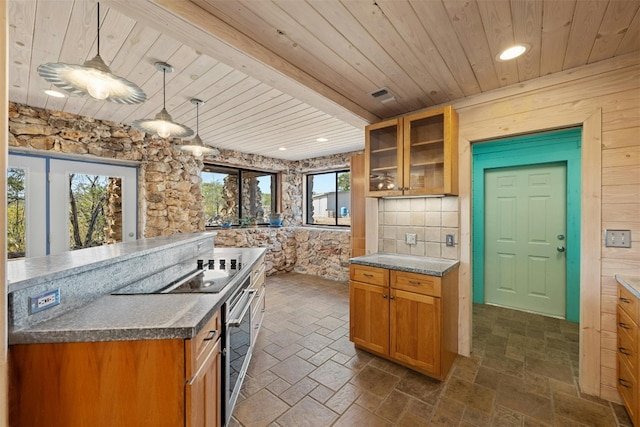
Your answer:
349,264 -> 458,380
617,283 -> 639,426
10,310 -> 222,427
350,153 -> 367,257
365,105 -> 458,197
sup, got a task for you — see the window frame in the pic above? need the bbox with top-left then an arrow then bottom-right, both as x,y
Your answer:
201,163 -> 279,227
305,169 -> 351,228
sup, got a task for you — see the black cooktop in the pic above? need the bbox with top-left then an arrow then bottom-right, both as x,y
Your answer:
113,256 -> 243,295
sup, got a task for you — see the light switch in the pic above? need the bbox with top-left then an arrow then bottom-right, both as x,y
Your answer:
405,233 -> 417,245
605,229 -> 632,248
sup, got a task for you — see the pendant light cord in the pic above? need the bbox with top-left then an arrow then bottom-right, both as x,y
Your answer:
196,102 -> 199,133
96,2 -> 101,57
163,69 -> 166,109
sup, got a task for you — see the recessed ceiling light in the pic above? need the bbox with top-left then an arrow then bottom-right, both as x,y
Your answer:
316,137 -> 328,142
497,44 -> 529,61
279,147 -> 287,151
44,89 -> 67,98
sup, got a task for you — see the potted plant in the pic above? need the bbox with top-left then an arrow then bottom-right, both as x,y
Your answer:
268,212 -> 282,227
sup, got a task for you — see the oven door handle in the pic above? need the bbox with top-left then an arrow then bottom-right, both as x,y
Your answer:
228,289 -> 256,327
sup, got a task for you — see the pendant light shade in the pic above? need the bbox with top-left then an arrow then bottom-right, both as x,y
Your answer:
177,99 -> 220,157
37,2 -> 146,104
131,62 -> 194,139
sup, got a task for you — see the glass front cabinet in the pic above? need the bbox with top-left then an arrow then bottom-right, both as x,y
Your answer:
365,105 -> 458,197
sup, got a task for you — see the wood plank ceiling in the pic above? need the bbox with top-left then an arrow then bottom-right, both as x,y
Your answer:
8,0 -> 640,161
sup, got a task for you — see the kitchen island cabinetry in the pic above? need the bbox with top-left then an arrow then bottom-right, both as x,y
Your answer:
616,275 -> 640,427
365,105 -> 458,197
10,310 -> 222,427
349,254 -> 459,381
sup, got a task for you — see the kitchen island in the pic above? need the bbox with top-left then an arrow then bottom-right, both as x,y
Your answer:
349,253 -> 459,381
8,233 -> 266,427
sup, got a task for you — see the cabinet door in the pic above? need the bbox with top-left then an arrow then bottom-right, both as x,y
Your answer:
365,118 -> 403,197
186,338 -> 222,427
403,106 -> 458,195
350,281 -> 390,355
390,289 -> 441,375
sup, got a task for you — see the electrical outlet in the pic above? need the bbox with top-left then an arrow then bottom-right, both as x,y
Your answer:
446,234 -> 455,247
605,229 -> 632,248
29,288 -> 60,314
405,233 -> 417,245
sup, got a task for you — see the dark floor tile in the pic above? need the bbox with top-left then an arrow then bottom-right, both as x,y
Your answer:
332,404 -> 392,427
269,355 -> 316,385
308,359 -> 354,391
324,382 -> 362,414
233,389 -> 289,427
349,365 -> 401,398
276,396 -> 337,427
526,355 -> 574,384
375,389 -> 411,422
496,374 -> 554,424
552,390 -> 617,427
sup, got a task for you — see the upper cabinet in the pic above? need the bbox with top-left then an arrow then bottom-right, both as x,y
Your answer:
365,106 -> 458,197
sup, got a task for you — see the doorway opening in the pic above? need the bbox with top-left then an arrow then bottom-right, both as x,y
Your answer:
472,127 -> 582,322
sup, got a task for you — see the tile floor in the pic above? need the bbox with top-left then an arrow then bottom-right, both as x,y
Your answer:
231,272 -> 631,427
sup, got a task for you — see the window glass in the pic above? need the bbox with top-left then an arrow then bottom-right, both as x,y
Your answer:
7,168 -> 26,259
202,165 -> 276,226
306,170 -> 350,226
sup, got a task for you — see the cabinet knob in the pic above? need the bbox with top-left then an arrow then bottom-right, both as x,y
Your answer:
619,347 -> 632,356
619,322 -> 631,330
389,295 -> 395,300
382,294 -> 387,299
618,378 -> 632,388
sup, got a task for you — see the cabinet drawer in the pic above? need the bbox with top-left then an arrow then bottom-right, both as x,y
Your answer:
391,270 -> 441,297
618,357 -> 638,422
185,310 -> 221,379
350,264 -> 389,286
618,307 -> 638,343
618,323 -> 638,378
618,284 -> 639,323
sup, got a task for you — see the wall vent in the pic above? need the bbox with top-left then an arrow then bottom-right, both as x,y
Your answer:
368,87 -> 397,104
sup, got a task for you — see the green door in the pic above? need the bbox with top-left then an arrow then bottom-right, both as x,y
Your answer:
484,163 -> 567,317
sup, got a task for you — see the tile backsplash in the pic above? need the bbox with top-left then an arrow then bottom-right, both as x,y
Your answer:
377,196 -> 459,260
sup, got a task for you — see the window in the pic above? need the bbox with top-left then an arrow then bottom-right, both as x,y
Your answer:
306,170 -> 350,226
7,154 -> 138,258
201,164 -> 277,227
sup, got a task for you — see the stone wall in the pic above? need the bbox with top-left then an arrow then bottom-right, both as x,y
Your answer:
8,102 -> 204,238
215,226 -> 350,281
8,102 -> 360,281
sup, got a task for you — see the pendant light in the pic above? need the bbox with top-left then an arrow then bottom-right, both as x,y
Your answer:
177,99 -> 220,157
131,62 -> 194,139
37,2 -> 146,104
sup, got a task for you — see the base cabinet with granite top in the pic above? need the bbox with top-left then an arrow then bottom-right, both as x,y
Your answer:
617,279 -> 639,427
9,310 -> 222,427
349,263 -> 458,381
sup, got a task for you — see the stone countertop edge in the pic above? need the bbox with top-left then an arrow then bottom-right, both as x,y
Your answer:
615,275 -> 640,299
7,232 -> 217,293
350,253 -> 460,277
9,247 -> 266,346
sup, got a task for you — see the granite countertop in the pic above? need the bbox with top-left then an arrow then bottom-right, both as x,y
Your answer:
8,232 -> 217,293
350,253 -> 459,277
616,275 -> 640,299
9,247 -> 266,345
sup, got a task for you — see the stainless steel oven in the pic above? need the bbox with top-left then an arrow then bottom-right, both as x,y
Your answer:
223,274 -> 254,426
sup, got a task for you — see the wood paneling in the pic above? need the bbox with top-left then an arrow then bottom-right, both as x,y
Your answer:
8,0 -> 640,160
350,154 -> 366,257
2,2 -> 9,424
455,54 -> 639,401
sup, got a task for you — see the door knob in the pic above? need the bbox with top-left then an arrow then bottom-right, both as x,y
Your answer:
557,246 -> 565,252
557,234 -> 565,240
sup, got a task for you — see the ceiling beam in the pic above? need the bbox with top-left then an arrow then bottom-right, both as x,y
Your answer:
104,0 -> 378,129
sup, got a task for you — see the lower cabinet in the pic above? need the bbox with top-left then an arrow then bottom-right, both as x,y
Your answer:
617,283 -> 639,427
349,263 -> 458,381
9,310 -> 222,427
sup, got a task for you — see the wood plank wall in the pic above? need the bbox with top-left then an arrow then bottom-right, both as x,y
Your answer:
1,1 -> 9,423
447,52 -> 639,402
